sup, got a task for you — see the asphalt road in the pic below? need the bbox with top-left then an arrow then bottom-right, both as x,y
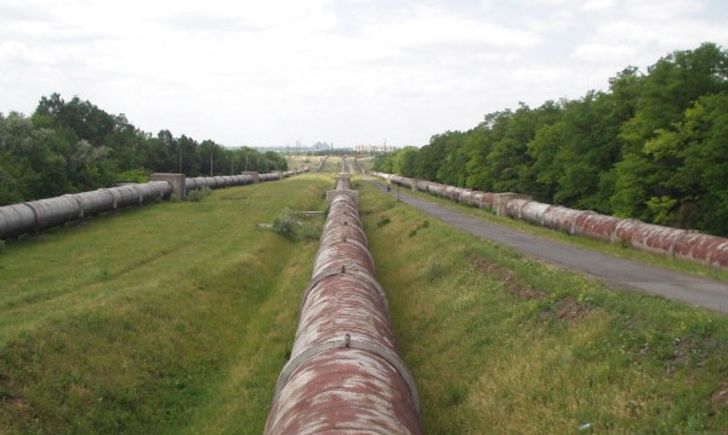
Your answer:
369,181 -> 728,314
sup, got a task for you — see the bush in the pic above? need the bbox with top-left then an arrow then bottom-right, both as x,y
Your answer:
377,216 -> 391,227
272,212 -> 299,241
116,169 -> 150,183
186,186 -> 211,202
426,261 -> 446,282
300,221 -> 322,241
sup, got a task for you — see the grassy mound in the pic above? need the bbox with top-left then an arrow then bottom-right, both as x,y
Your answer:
0,175 -> 330,434
357,180 -> 727,434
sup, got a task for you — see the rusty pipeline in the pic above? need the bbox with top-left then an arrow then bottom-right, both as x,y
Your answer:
265,174 -> 421,434
371,171 -> 728,268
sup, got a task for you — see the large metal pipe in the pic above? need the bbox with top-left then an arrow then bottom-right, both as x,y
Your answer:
183,169 -> 306,193
0,169 -> 309,240
265,175 -> 421,434
0,181 -> 173,239
372,171 -> 728,268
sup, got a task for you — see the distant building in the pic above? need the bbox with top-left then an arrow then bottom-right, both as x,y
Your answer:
353,144 -> 398,153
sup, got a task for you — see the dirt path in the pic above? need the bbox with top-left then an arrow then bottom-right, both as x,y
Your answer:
369,181 -> 728,314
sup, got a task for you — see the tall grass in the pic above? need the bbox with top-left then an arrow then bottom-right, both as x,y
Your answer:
358,181 -> 727,434
0,174 -> 331,434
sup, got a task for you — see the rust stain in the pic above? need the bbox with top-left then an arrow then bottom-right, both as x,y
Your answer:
371,172 -> 728,268
266,173 -> 421,434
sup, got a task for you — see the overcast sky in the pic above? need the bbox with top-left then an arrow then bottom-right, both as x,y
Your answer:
1,0 -> 727,148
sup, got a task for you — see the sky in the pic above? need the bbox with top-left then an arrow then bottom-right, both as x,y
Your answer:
1,0 -> 727,148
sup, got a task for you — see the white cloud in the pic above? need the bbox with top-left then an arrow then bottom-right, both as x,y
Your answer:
572,43 -> 638,63
581,0 -> 616,11
0,0 -> 727,147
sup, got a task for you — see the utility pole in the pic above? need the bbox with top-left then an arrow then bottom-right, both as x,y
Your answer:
210,151 -> 214,176
178,146 -> 182,173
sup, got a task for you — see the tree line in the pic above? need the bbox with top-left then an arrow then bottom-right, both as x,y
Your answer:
0,94 -> 288,205
375,42 -> 728,236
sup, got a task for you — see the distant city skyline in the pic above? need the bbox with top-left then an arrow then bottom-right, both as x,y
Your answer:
2,0 -> 727,148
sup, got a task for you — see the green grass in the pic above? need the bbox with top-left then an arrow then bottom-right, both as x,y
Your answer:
356,179 -> 728,434
370,177 -> 728,283
320,156 -> 342,173
354,156 -> 374,173
285,155 -> 317,171
0,174 -> 332,434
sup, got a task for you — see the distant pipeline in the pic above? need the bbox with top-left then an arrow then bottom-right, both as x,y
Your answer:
0,169 -> 307,240
374,172 -> 728,269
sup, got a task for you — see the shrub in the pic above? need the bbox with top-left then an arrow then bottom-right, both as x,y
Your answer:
115,169 -> 150,183
186,186 -> 211,202
377,216 -> 391,227
426,261 -> 446,282
272,212 -> 299,241
300,221 -> 322,241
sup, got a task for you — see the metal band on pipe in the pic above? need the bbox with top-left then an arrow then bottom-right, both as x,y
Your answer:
23,202 -> 40,233
312,237 -> 375,272
272,336 -> 421,415
298,266 -> 390,320
65,194 -> 85,219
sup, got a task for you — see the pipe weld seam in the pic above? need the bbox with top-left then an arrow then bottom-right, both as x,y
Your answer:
313,238 -> 375,271
272,336 -> 420,415
298,267 -> 389,317
23,202 -> 40,232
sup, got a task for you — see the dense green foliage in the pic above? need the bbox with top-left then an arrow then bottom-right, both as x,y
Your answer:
375,43 -> 728,235
0,94 -> 287,205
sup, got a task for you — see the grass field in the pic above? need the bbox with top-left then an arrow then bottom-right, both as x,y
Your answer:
284,155 -> 318,171
376,178 -> 728,283
0,174 -> 332,434
1,174 -> 725,434
356,179 -> 727,434
319,155 -> 343,173
354,156 -> 375,173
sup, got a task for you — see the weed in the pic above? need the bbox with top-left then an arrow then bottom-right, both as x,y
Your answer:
0,240 -> 5,253
186,186 -> 211,202
409,220 -> 430,237
426,261 -> 446,282
376,216 -> 391,227
96,268 -> 110,280
300,221 -> 322,241
444,383 -> 468,407
272,212 -> 299,242
270,208 -> 324,242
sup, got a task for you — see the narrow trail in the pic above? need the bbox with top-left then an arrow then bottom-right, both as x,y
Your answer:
368,180 -> 728,314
